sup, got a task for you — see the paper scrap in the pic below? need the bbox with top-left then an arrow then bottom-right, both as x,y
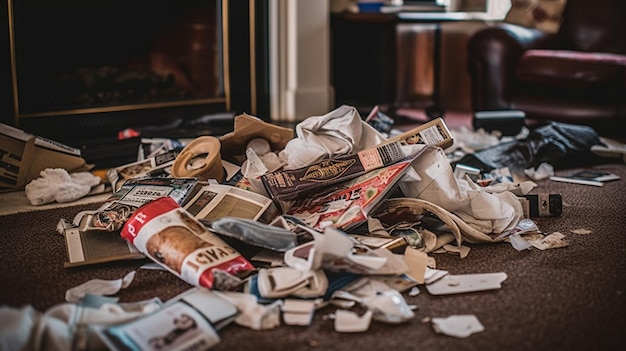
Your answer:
425,272 -> 507,295
528,232 -> 569,250
65,271 -> 136,303
281,299 -> 317,326
214,291 -> 282,330
334,309 -> 373,333
432,314 -> 485,338
524,162 -> 554,180
509,233 -> 532,251
403,247 -> 429,284
423,267 -> 449,285
442,244 -> 471,259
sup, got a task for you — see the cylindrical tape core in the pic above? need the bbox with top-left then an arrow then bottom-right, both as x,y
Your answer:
172,136 -> 225,182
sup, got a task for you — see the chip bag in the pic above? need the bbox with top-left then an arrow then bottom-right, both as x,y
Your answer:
121,196 -> 254,290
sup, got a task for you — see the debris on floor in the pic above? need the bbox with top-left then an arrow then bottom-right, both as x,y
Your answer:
2,104 -> 624,351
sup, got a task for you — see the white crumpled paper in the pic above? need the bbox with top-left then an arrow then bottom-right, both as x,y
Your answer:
399,146 -> 523,240
24,168 -> 101,206
279,105 -> 387,170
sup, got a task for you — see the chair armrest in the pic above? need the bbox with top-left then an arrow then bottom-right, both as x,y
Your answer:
467,23 -> 561,111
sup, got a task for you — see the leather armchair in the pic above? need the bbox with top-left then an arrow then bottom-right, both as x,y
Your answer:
467,0 -> 626,138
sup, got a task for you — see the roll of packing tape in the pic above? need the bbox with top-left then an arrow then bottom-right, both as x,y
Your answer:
172,136 -> 225,182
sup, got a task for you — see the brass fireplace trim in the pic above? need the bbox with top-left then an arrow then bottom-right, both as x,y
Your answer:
248,0 -> 257,116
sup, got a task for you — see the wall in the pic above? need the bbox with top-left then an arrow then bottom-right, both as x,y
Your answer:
270,0 -> 333,122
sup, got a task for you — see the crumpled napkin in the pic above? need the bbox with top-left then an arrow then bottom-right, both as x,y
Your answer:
279,105 -> 387,170
24,168 -> 101,206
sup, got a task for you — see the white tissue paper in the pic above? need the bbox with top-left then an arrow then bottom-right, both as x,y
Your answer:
24,168 -> 101,206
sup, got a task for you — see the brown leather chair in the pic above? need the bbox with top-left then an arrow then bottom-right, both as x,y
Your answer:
467,0 -> 626,138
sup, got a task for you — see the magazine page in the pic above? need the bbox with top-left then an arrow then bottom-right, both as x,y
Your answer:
107,149 -> 182,191
96,288 -> 235,351
63,226 -> 145,268
183,183 -> 275,222
286,159 -> 413,231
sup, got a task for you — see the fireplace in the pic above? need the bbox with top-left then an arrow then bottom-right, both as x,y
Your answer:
4,0 -> 270,145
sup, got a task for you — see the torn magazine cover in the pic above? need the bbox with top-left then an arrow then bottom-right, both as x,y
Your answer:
261,140 -> 407,212
285,159 -> 414,231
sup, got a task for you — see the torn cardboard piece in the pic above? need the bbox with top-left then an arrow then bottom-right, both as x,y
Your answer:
219,114 -> 294,164
1,123 -> 93,189
403,247 -> 430,284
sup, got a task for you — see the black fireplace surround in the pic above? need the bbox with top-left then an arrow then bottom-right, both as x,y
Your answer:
2,0 -> 271,147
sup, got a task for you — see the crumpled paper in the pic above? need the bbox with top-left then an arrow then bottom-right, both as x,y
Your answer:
278,105 -> 387,170
253,105 -> 524,241
24,168 -> 101,206
399,146 -> 523,239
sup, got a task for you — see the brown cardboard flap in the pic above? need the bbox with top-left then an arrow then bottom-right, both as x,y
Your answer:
219,114 -> 294,164
1,136 -> 93,189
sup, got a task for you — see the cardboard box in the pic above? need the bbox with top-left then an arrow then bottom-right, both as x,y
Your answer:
0,123 -> 93,189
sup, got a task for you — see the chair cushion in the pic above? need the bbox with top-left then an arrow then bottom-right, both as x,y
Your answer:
516,50 -> 626,90
504,0 -> 568,34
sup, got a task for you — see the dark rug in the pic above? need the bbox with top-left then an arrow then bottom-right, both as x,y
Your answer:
1,163 -> 625,351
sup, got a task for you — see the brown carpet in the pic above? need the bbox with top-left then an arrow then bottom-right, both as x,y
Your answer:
1,163 -> 625,351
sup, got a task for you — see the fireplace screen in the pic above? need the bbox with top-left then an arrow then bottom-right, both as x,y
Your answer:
10,0 -> 225,117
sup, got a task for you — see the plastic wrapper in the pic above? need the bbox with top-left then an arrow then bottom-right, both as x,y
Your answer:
121,196 -> 255,290
206,217 -> 299,252
454,122 -> 610,174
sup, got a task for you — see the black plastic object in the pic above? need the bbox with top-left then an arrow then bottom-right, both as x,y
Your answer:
473,110 -> 526,136
453,122 -> 610,174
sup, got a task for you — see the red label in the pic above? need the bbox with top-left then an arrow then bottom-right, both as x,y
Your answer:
120,196 -> 179,242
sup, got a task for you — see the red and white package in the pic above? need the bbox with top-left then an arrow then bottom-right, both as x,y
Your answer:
121,196 -> 254,290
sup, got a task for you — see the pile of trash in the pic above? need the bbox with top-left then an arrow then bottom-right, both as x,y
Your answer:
1,104 -> 621,351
